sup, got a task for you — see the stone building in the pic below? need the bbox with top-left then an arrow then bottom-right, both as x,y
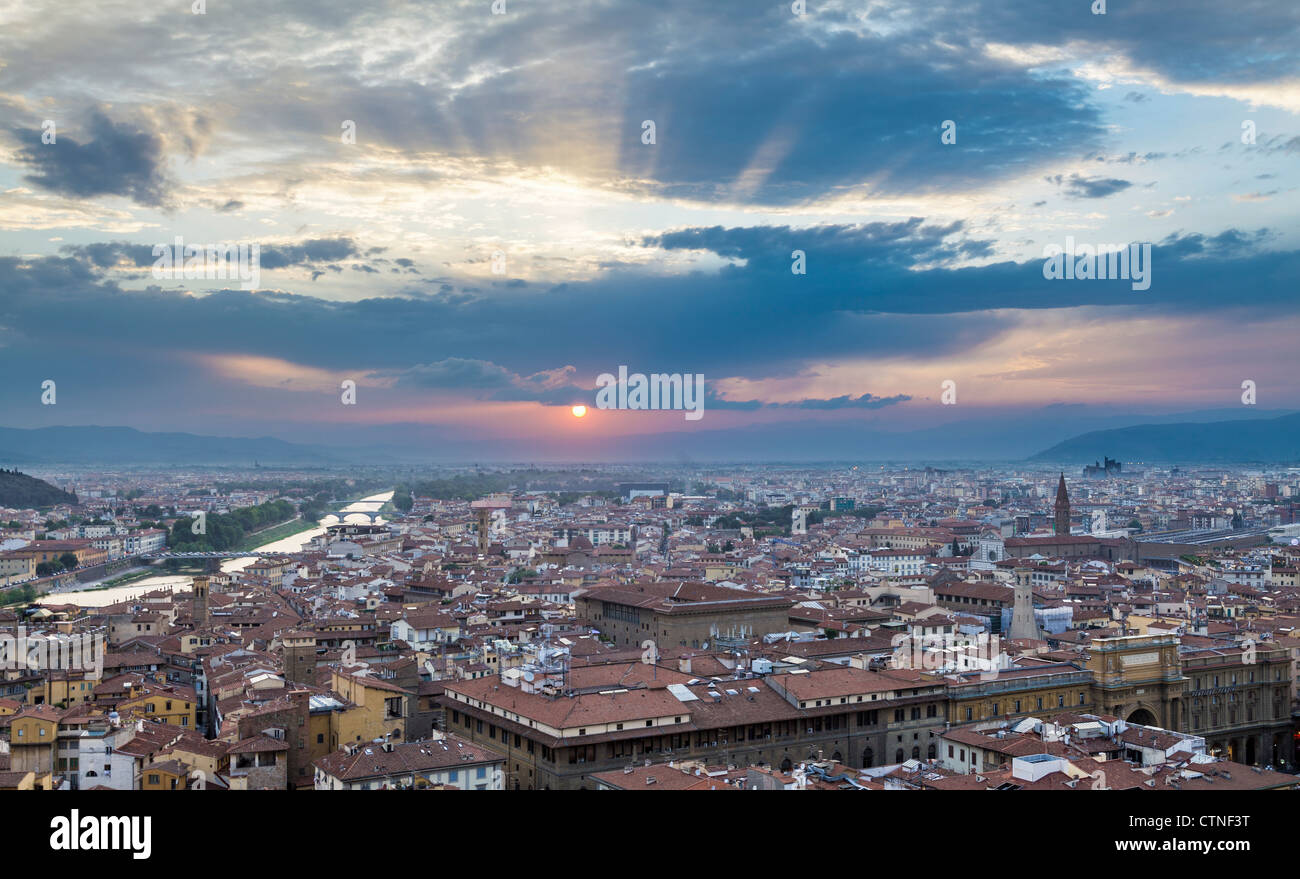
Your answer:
576,581 -> 794,650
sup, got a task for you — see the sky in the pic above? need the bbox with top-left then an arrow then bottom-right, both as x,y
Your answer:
0,0 -> 1297,460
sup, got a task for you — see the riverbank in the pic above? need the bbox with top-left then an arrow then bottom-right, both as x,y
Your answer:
232,516 -> 318,552
36,491 -> 393,608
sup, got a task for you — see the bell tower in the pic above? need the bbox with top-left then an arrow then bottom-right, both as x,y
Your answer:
192,576 -> 210,627
1054,473 -> 1071,535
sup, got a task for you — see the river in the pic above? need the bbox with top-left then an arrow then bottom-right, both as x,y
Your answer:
39,491 -> 394,608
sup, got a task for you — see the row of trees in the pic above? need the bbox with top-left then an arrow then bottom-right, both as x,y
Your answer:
36,553 -> 80,576
390,487 -> 414,512
168,499 -> 298,551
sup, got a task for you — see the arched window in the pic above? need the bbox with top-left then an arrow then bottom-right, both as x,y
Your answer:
895,749 -> 904,763
927,744 -> 936,760
862,748 -> 874,768
780,757 -> 793,772
911,746 -> 921,760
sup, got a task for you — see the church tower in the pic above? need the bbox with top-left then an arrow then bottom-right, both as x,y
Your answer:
192,576 -> 210,626
1054,473 -> 1070,535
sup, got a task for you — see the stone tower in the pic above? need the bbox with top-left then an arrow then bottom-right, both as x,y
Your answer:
1007,580 -> 1041,641
192,576 -> 210,627
1054,473 -> 1070,535
282,631 -> 318,686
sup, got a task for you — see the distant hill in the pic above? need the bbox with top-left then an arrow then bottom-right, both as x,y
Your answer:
1031,412 -> 1300,463
0,426 -> 330,465
0,469 -> 78,508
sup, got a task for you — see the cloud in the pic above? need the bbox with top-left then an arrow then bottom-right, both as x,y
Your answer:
11,112 -> 174,208
4,222 -> 1295,391
705,389 -> 912,411
389,359 -> 588,405
60,237 -> 364,272
1047,173 -> 1134,199
260,238 -> 361,269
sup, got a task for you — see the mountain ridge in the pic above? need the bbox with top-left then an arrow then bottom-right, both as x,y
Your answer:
1031,412 -> 1300,463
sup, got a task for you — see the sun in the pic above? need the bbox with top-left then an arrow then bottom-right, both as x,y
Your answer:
571,405 -> 588,418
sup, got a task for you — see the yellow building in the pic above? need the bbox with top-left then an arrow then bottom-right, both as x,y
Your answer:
95,673 -> 198,729
7,704 -> 63,774
0,553 -> 36,585
328,669 -> 410,747
41,672 -> 98,708
140,759 -> 191,791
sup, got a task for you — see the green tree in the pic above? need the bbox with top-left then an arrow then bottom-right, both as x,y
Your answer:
391,487 -> 414,513
59,552 -> 79,570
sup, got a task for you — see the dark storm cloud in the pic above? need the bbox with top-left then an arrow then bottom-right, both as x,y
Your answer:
246,0 -> 1291,203
12,112 -> 174,207
781,394 -> 912,410
1048,173 -> 1134,199
703,389 -> 913,411
0,1 -> 1291,213
1,222 -> 1296,401
60,237 -> 366,272
389,359 -> 586,405
3,0 -> 1290,214
650,220 -> 985,271
60,242 -> 160,269
392,361 -> 914,410
260,238 -> 361,269
937,0 -> 1300,85
271,19 -> 1106,204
